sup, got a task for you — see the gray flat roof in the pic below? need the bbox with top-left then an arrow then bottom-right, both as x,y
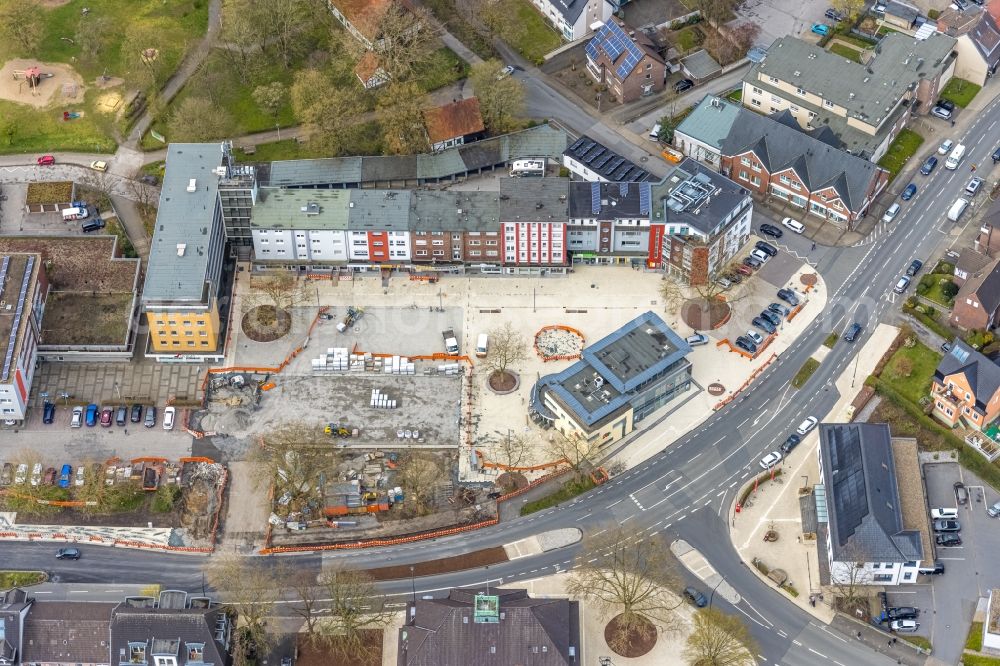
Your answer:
348,190 -> 412,231
409,190 -> 500,232
142,143 -> 225,303
251,188 -> 350,230
499,178 -> 571,221
750,34 -> 956,127
651,158 -> 751,235
267,156 -> 363,187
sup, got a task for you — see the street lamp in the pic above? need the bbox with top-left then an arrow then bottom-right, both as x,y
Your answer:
708,577 -> 726,609
409,566 -> 416,606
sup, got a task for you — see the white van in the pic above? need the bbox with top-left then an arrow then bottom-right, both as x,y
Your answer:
930,507 -> 958,519
945,143 -> 966,170
649,123 -> 662,139
948,198 -> 969,222
61,207 -> 85,221
476,333 -> 489,358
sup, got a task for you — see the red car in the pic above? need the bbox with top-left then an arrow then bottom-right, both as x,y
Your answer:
736,264 -> 753,276
100,407 -> 113,427
37,155 -> 55,166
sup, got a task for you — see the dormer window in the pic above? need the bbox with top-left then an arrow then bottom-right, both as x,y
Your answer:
186,644 -> 205,664
129,643 -> 147,664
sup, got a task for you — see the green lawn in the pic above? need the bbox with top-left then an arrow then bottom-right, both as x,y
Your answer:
792,358 -> 821,388
725,89 -> 742,102
967,621 -> 984,651
823,332 -> 839,348
234,121 -> 385,161
878,129 -> 924,179
918,273 -> 959,307
520,475 -> 596,515
511,0 -> 564,63
0,95 -> 116,155
939,77 -> 982,108
673,26 -> 704,53
963,654 -> 1000,666
0,571 -> 46,588
829,43 -> 862,62
901,635 -> 932,651
836,33 -> 878,49
411,47 -> 470,93
421,0 -> 496,60
881,340 -> 941,405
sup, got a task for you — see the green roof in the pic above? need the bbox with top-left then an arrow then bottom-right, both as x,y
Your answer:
250,188 -> 350,230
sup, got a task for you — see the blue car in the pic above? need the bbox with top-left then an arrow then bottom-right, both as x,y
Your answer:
901,183 -> 917,200
920,156 -> 938,175
811,23 -> 831,36
85,403 -> 98,427
58,464 -> 72,489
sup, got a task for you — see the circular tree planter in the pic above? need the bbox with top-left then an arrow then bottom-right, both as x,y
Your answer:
681,297 -> 731,331
604,613 -> 657,658
496,471 -> 529,493
242,305 -> 291,342
487,370 -> 520,394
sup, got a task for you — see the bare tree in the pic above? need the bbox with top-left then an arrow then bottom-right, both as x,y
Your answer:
252,82 -> 287,122
246,272 -> 309,319
397,453 -> 444,516
249,422 -> 337,507
0,0 -> 42,53
658,275 -> 686,312
258,0 -> 312,67
567,528 -> 684,654
205,555 -> 284,666
486,430 -> 532,471
167,97 -> 234,142
121,22 -> 171,92
683,607 -> 759,666
485,321 -> 529,384
219,0 -> 267,84
469,60 -> 525,134
831,0 -> 866,20
316,565 -> 395,662
76,15 -> 112,66
375,82 -> 430,155
288,570 -> 324,642
124,177 -> 159,224
545,431 -> 602,480
366,3 -> 440,82
829,544 -> 874,608
291,69 -> 363,155
459,0 -> 524,44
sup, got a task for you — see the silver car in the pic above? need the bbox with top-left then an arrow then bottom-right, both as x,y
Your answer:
988,501 -> 1000,518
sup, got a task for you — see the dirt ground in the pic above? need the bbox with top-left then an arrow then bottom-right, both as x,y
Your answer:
0,59 -> 85,107
366,547 -> 508,580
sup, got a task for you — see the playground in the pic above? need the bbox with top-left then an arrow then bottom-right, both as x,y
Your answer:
0,59 -> 85,108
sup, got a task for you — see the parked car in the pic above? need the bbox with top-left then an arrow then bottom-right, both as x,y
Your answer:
71,405 -> 83,428
497,65 -> 515,80
130,404 -> 143,423
966,176 -> 984,196
918,561 -> 945,575
955,481 -> 969,505
736,264 -> 754,276
796,416 -> 818,435
760,223 -> 783,238
750,248 -> 771,264
43,467 -> 57,485
735,336 -> 757,354
882,203 -> 900,223
759,451 -> 783,469
115,404 -> 127,426
844,322 -> 863,342
100,407 -> 113,427
745,330 -> 764,346
933,519 -> 961,532
743,255 -> 762,269
931,105 -> 953,120
994,146 -> 1000,163
144,405 -> 157,428
760,310 -> 781,327
163,406 -> 176,430
780,434 -> 801,454
938,139 -> 954,155
920,155 -> 938,175
74,465 -> 85,487
673,78 -> 694,93
781,217 -> 805,233
900,183 -> 917,200
811,23 -> 831,35
0,463 -> 11,485
85,404 -> 98,427
726,271 -> 743,284
938,99 -> 956,112
36,155 -> 55,166
936,533 -> 962,546
30,464 -> 41,486
887,607 -> 920,620
768,302 -> 790,317
90,160 -> 108,172
777,288 -> 800,306
941,341 -> 953,353
825,8 -> 845,20
14,464 -> 27,485
58,464 -> 72,489
988,501 -> 1000,517
686,333 -> 709,346
890,620 -> 920,633
42,401 -> 55,424
906,259 -> 923,276
55,547 -> 81,560
684,586 -> 708,607
893,276 -> 911,294
716,276 -> 733,289
752,316 -> 776,334
755,240 -> 778,257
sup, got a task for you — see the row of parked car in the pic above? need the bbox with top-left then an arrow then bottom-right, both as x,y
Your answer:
734,285 -> 802,356
2,461 -> 84,489
63,402 -> 176,430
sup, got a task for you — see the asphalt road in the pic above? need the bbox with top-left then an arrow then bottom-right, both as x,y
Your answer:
7,91 -> 1000,666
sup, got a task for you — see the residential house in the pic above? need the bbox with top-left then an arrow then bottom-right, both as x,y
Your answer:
951,258 -> 1000,330
21,602 -> 115,666
0,253 -> 47,422
354,51 -> 389,89
528,0 -> 613,41
498,178 -> 569,268
251,189 -> 352,266
0,589 -> 32,666
409,190 -> 501,264
954,246 -> 992,285
741,34 -> 957,161
817,423 -> 924,586
932,340 -> 1000,429
533,311 -> 692,445
675,95 -> 888,229
567,181 -> 655,264
346,190 -> 413,264
937,5 -> 1000,85
652,157 -> 754,283
327,0 -> 409,50
585,21 -> 666,103
562,135 -> 651,182
882,1 -> 921,33
110,592 -> 233,666
141,143 -> 229,362
398,587 -> 580,666
422,98 -> 486,152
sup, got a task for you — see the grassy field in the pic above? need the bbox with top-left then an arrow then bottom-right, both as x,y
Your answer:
878,129 -> 924,179
961,655 -> 1000,666
791,358 -> 820,388
823,332 -> 839,348
421,0 -> 496,60
0,571 -> 46,588
673,26 -> 704,53
511,0 -> 564,63
918,273 -> 958,307
829,43 -> 862,62
900,635 -> 931,651
881,340 -> 941,404
234,121 -> 385,161
521,475 -> 596,515
939,77 -> 982,108
967,621 -> 984,651
0,94 -> 116,155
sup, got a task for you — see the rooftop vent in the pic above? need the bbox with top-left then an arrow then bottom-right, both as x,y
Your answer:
176,244 -> 187,257
301,202 -> 321,215
186,179 -> 197,193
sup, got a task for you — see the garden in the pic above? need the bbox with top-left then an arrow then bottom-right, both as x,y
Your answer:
878,129 -> 924,179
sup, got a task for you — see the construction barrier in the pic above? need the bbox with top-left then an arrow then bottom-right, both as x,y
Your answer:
474,449 -> 568,472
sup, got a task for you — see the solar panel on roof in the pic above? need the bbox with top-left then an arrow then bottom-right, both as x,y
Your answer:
592,153 -> 613,170
639,183 -> 651,214
619,183 -> 628,197
584,147 -> 605,164
569,137 -> 587,151
632,171 -> 649,182
605,157 -> 624,173
575,141 -> 596,157
591,182 -> 601,214
614,166 -> 633,180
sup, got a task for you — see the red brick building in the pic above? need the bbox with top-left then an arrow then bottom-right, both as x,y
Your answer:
585,21 -> 666,103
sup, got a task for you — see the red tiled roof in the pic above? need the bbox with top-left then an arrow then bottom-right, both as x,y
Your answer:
354,51 -> 383,84
989,0 -> 1000,23
422,97 -> 485,143
332,0 -> 393,41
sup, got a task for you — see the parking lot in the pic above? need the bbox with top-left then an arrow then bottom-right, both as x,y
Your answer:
881,461 -> 1000,664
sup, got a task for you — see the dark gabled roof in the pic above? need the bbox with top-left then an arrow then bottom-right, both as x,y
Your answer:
935,339 -> 1000,410
720,103 -> 882,213
886,0 -> 919,24
971,13 -> 1000,67
22,602 -> 115,665
0,588 -> 32,666
960,257 -> 1000,317
956,247 -> 992,276
398,587 -> 579,666
818,424 -> 923,563
110,601 -> 228,666
544,0 -> 589,23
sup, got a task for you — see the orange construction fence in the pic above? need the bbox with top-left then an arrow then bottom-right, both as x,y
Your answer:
713,352 -> 778,411
474,449 -> 568,472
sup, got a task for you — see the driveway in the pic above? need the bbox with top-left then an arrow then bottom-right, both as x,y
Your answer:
920,461 -> 1000,664
734,0 -> 830,48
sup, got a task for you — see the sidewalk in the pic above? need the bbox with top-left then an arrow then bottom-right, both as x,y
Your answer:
728,323 -> 900,623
